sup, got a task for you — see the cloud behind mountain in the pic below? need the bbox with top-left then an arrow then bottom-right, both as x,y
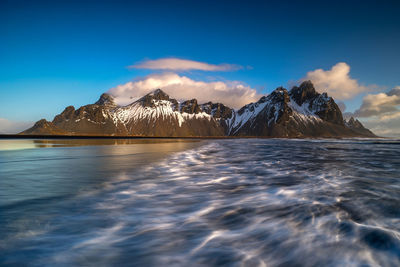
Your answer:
108,72 -> 261,108
302,62 -> 372,100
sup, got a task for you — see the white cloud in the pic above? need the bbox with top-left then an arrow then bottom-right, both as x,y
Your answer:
354,87 -> 400,117
302,62 -> 370,100
129,58 -> 242,71
107,72 -> 261,108
353,86 -> 400,137
0,118 -> 33,134
361,114 -> 400,137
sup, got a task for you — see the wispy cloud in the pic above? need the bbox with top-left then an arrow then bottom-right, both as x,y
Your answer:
129,58 -> 242,71
107,72 -> 261,108
302,62 -> 372,100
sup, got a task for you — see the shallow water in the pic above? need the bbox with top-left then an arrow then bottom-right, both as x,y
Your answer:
0,138 -> 399,266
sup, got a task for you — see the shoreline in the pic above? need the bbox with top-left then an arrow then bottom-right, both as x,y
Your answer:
0,134 -> 384,140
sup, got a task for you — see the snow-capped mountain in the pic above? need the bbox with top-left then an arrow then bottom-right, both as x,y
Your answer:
21,81 -> 376,137
227,81 -> 359,137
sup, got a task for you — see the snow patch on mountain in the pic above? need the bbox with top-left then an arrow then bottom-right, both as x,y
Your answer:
227,101 -> 269,134
21,83 -> 375,138
288,99 -> 322,124
112,98 -> 212,128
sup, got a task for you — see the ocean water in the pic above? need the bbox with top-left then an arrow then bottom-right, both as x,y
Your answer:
0,138 -> 399,266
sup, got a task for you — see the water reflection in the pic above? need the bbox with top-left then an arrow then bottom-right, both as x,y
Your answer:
0,140 -> 36,151
0,138 -> 200,151
0,139 -> 202,206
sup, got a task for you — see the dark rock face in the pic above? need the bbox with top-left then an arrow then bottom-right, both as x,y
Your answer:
310,93 -> 344,125
121,91 -> 225,137
200,102 -> 234,132
200,102 -> 232,119
290,80 -> 318,106
229,82 -> 373,138
95,93 -> 116,108
21,84 -> 376,138
230,88 -> 295,137
346,117 -> 364,129
49,94 -> 128,135
180,99 -> 201,114
290,81 -> 344,125
265,87 -> 292,125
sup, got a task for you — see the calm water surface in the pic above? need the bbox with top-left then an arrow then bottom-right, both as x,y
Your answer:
0,138 -> 399,266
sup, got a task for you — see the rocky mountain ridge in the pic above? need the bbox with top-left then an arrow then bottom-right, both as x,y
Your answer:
21,81 -> 376,138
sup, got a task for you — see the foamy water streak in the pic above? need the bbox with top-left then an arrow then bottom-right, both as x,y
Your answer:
1,139 -> 400,266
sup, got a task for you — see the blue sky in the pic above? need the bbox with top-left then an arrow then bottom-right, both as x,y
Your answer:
1,0 -> 399,135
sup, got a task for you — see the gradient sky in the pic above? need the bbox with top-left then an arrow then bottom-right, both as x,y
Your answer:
1,0 -> 399,135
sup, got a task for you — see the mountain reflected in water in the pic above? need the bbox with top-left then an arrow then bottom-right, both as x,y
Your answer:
0,139 -> 200,206
0,138 -> 199,150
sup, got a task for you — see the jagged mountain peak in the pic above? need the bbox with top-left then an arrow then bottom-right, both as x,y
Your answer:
21,82 -> 376,138
34,119 -> 50,127
297,80 -> 317,96
299,80 -> 316,91
345,117 -> 364,129
272,86 -> 288,93
290,80 -> 319,106
180,99 -> 201,114
348,116 -> 356,123
135,88 -> 179,109
95,93 -> 116,107
146,88 -> 170,100
20,119 -> 67,135
344,117 -> 376,137
200,102 -> 233,119
269,87 -> 290,103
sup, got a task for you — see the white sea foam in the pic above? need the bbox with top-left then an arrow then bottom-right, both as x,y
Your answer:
1,138 -> 400,266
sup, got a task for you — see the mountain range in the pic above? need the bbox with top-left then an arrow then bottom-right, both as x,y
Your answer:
21,81 -> 376,138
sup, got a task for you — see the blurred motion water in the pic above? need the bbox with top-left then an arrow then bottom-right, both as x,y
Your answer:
0,138 -> 399,266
